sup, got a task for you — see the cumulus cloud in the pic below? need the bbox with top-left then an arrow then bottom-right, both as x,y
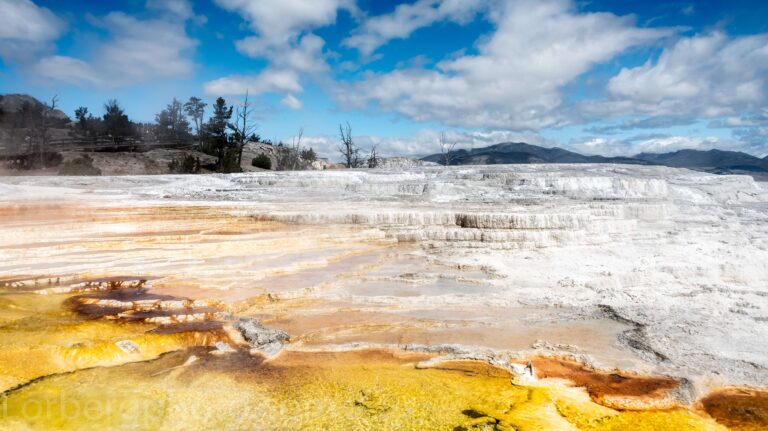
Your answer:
206,0 -> 351,98
337,0 -> 670,130
33,56 -> 105,87
566,137 -> 629,157
708,110 -> 768,131
606,32 -> 768,117
237,34 -> 328,74
209,34 -> 327,96
213,0 -> 353,45
570,31 -> 768,151
711,111 -> 768,154
733,127 -> 768,147
344,0 -> 488,56
203,69 -> 302,96
281,94 -> 303,110
34,11 -> 196,88
0,0 -> 65,62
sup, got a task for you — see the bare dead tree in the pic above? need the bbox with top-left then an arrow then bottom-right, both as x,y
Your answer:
337,122 -> 360,168
439,131 -> 457,166
274,128 -> 305,170
289,127 -> 304,170
230,91 -> 258,166
367,144 -> 379,168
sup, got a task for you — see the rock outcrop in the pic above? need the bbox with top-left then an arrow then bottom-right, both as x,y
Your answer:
233,317 -> 290,357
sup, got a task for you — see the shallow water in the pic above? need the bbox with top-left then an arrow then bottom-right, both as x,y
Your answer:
0,289 -> 227,393
0,349 -> 732,431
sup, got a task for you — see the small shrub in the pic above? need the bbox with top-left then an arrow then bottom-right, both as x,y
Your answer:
168,154 -> 201,174
5,151 -> 63,170
219,147 -> 241,173
43,151 -> 64,167
252,153 -> 272,170
58,155 -> 102,176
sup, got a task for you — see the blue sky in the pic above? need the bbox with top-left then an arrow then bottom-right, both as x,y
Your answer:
1,0 -> 767,159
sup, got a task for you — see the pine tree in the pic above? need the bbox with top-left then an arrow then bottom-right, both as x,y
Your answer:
183,96 -> 207,148
205,97 -> 234,172
103,100 -> 135,145
155,98 -> 191,144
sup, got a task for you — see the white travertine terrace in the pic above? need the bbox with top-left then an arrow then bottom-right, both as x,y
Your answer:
1,164 -> 767,393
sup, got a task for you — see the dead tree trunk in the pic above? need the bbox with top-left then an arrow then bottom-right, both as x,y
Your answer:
337,122 -> 359,168
439,132 -> 457,166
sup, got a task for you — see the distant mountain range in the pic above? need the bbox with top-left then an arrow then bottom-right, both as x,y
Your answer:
422,142 -> 768,179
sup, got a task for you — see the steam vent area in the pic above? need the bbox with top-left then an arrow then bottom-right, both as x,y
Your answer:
1,164 -> 767,430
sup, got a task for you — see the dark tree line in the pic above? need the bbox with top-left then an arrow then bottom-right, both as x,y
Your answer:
69,95 -> 245,172
1,93 -> 324,173
70,100 -> 137,143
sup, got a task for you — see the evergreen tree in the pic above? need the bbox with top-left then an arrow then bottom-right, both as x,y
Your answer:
183,96 -> 207,147
74,107 -> 88,133
204,97 -> 235,172
103,100 -> 135,144
155,98 -> 191,144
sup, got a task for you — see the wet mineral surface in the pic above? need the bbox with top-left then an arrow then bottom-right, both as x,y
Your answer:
1,165 -> 767,429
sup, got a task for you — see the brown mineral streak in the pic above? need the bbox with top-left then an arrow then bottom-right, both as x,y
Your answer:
530,356 -> 680,400
698,387 -> 768,430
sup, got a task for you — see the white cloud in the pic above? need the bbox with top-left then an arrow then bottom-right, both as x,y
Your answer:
606,32 -> 768,117
566,137 -> 628,156
203,69 -> 302,96
206,0 -> 352,101
213,0 -> 348,72
33,56 -> 105,87
734,126 -> 767,148
237,33 -> 328,74
337,0 -> 670,130
211,33 -> 326,98
213,0 -> 353,45
34,11 -> 196,88
709,110 -> 768,128
281,94 -> 303,110
0,0 -> 65,61
344,0 -> 488,56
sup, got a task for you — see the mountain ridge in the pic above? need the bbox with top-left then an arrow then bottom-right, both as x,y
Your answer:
421,142 -> 768,176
